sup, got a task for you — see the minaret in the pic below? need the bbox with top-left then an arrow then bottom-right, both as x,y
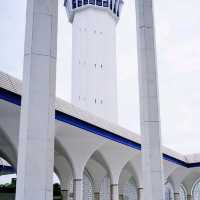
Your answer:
64,0 -> 123,123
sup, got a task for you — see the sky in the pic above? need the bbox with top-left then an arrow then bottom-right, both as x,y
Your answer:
0,0 -> 200,156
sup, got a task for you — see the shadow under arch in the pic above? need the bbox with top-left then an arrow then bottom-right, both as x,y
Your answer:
0,126 -> 17,169
90,150 -> 113,183
118,162 -> 139,200
83,150 -> 113,200
165,181 -> 175,200
180,168 -> 200,197
55,138 -> 75,178
119,161 -> 140,188
54,138 -> 76,197
190,176 -> 200,199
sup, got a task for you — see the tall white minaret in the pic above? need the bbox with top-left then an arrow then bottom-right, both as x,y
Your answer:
64,0 -> 123,123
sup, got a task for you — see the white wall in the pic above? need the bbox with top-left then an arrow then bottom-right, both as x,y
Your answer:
71,7 -> 118,123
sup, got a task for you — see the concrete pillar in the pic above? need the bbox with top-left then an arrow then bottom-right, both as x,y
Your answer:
111,184 -> 119,200
187,194 -> 192,200
73,179 -> 83,200
15,0 -> 58,200
94,192 -> 100,200
135,0 -> 164,200
61,190 -> 69,200
174,193 -> 180,200
137,187 -> 143,200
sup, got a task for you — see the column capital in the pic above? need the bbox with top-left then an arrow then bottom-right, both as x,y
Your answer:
74,178 -> 82,182
94,192 -> 100,200
187,194 -> 192,200
174,193 -> 180,200
111,184 -> 118,187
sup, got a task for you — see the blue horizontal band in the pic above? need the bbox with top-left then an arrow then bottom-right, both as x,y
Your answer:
0,87 -> 200,168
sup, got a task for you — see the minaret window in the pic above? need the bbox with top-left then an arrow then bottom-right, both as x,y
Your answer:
89,0 -> 95,5
78,0 -> 82,7
83,0 -> 88,4
113,0 -> 117,14
66,0 -> 123,19
96,0 -> 103,6
72,0 -> 76,8
117,4 -> 120,17
103,0 -> 108,7
110,0 -> 112,10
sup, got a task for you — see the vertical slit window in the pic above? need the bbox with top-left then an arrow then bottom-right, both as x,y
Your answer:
96,0 -> 103,6
84,0 -> 88,5
113,0 -> 117,13
117,4 -> 120,16
110,0 -> 113,10
78,0 -> 82,7
72,0 -> 76,9
103,0 -> 108,7
89,0 -> 95,5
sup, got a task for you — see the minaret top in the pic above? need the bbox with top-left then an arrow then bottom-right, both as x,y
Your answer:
64,0 -> 123,23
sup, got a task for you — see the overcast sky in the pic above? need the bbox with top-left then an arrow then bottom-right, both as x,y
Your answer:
0,0 -> 200,155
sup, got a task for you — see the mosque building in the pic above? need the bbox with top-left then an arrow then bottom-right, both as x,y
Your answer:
0,0 -> 200,200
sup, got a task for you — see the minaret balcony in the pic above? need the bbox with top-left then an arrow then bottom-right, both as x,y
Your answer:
64,0 -> 123,22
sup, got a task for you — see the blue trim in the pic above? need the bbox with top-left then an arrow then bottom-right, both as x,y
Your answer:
0,87 -> 200,168
56,110 -> 141,151
0,88 -> 21,106
187,162 -> 200,168
0,165 -> 15,173
162,154 -> 188,167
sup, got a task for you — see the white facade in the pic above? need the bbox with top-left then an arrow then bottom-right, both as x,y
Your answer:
1,71 -> 200,200
65,0 -> 123,123
1,1 -> 200,200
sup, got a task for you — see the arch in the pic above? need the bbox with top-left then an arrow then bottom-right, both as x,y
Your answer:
119,161 -> 140,188
180,168 -> 200,198
165,182 -> 174,200
118,162 -> 138,200
83,169 -> 95,200
90,151 -> 112,183
100,175 -> 111,200
55,139 -> 75,178
83,150 -> 112,200
191,177 -> 200,200
122,177 -> 138,200
54,139 -> 75,195
179,184 -> 187,200
84,150 -> 112,185
0,126 -> 17,168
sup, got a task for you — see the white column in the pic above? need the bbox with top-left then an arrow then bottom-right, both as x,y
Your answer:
73,179 -> 83,200
135,0 -> 164,200
111,184 -> 119,200
137,187 -> 143,200
15,0 -> 58,200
